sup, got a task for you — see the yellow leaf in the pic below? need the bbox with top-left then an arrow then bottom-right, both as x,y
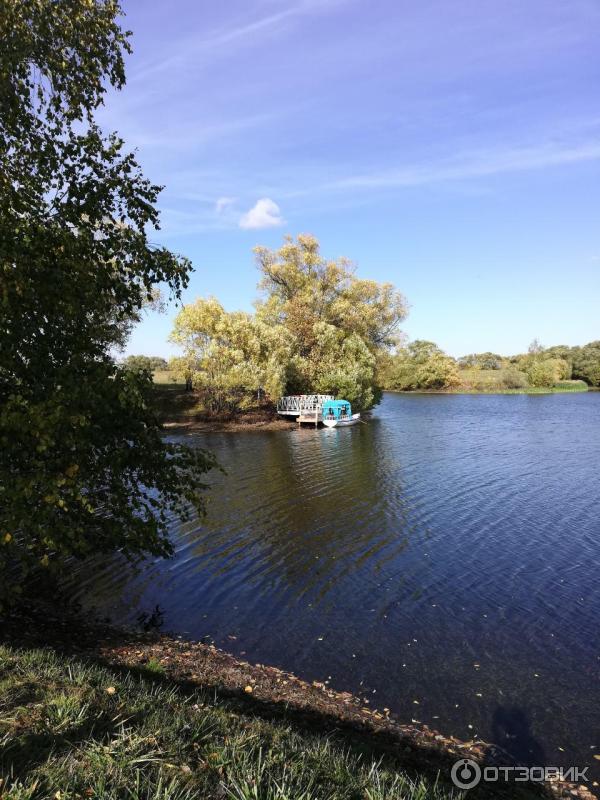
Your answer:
65,464 -> 79,478
3,533 -> 11,544
40,555 -> 49,567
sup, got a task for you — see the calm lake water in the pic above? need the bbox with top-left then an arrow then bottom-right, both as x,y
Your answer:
71,392 -> 600,775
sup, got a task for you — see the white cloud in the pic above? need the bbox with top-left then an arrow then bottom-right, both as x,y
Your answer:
239,198 -> 284,229
215,196 -> 236,213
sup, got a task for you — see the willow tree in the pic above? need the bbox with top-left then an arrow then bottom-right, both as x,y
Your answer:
171,236 -> 407,412
254,234 -> 408,408
0,0 -> 214,605
170,297 -> 292,413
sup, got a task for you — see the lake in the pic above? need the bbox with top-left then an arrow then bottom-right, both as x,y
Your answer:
71,392 -> 600,776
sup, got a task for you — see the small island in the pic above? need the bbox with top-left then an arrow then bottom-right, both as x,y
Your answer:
144,335 -> 598,431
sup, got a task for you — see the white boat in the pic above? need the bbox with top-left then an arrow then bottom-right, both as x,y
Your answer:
322,412 -> 361,428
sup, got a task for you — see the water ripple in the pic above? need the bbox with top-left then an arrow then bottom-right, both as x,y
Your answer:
69,393 -> 600,778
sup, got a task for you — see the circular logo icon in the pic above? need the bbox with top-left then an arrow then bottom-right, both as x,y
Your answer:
451,758 -> 482,790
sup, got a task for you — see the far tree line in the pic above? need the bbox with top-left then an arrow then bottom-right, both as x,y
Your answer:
133,323 -> 600,405
379,339 -> 600,392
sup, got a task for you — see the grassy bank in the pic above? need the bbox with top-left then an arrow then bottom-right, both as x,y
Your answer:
151,375 -> 293,431
1,598 -> 569,800
0,644 -> 462,800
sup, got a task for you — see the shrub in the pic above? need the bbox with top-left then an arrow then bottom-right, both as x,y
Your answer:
501,370 -> 529,389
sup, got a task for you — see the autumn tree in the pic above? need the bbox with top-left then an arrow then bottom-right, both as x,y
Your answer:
535,341 -> 600,386
170,298 -> 292,414
571,341 -> 600,386
0,0 -> 214,604
382,341 -> 460,391
516,339 -> 571,387
255,234 -> 406,349
525,357 -> 570,387
171,236 -> 408,412
254,234 -> 407,408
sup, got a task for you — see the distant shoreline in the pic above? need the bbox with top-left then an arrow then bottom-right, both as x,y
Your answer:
156,383 -> 594,435
386,386 -> 590,396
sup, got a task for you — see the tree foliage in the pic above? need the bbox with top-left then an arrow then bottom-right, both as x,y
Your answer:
170,297 -> 292,414
122,355 -> 168,373
458,352 -> 503,370
569,342 -> 600,386
171,235 -> 408,412
508,341 -> 572,387
382,337 -> 599,394
380,341 -> 460,391
0,0 -> 215,604
536,341 -> 600,386
524,358 -> 568,388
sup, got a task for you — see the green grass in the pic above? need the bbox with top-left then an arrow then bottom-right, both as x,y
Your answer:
153,371 -> 184,386
457,367 -> 519,391
151,382 -> 202,424
0,645 -> 465,800
552,380 -> 588,392
144,657 -> 166,676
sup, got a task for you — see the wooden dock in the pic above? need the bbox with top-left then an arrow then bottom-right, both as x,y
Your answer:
297,408 -> 320,427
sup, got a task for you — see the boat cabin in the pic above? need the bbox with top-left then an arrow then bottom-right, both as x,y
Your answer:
322,399 -> 352,421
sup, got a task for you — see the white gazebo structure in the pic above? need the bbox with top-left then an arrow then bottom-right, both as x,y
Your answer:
276,394 -> 334,426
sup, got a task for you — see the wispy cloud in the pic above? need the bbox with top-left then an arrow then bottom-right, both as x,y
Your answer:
215,196 -> 237,214
239,198 -> 285,229
131,0 -> 349,84
302,137 -> 600,195
109,111 -> 278,153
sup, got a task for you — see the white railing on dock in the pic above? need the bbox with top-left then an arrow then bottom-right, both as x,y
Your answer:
276,394 -> 334,415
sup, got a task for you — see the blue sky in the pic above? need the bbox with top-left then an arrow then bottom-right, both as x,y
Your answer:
104,0 -> 600,359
